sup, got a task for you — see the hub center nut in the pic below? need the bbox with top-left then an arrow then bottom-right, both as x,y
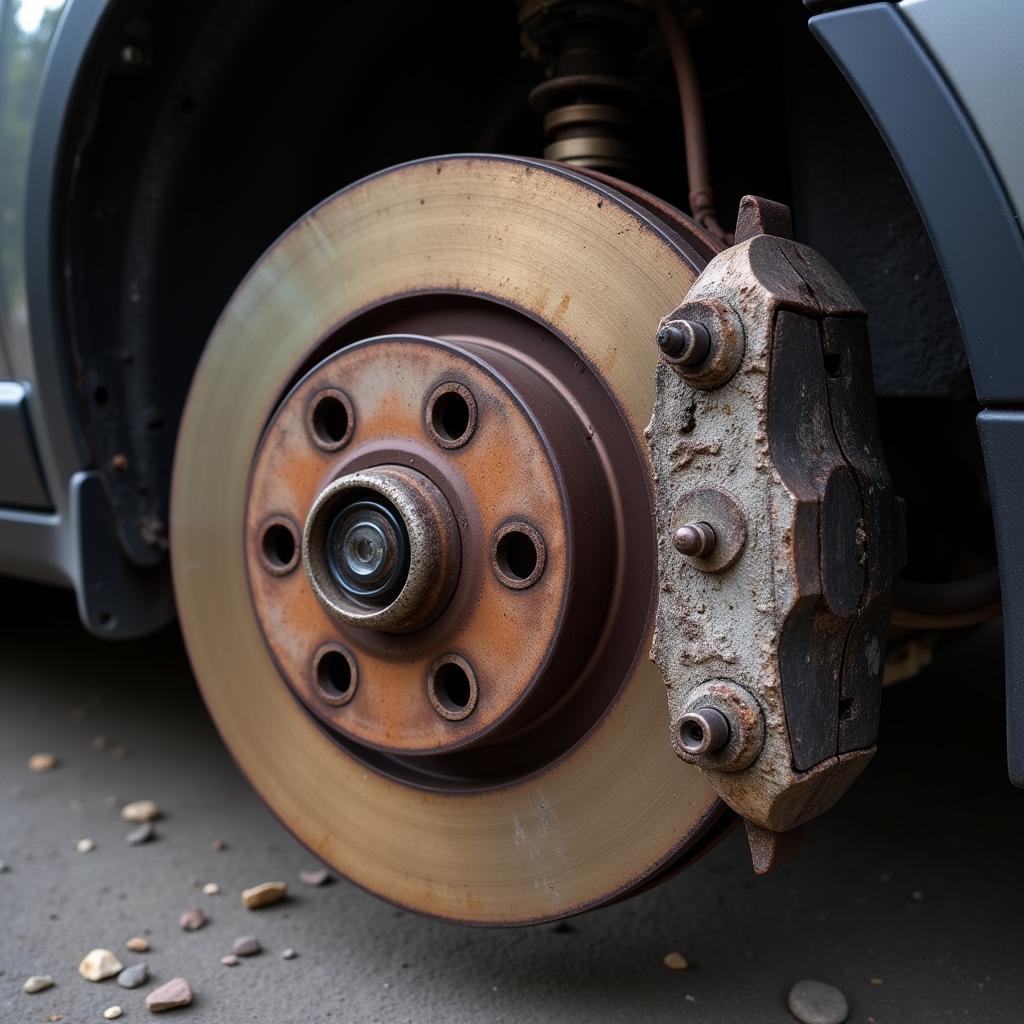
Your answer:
326,499 -> 407,601
303,466 -> 460,633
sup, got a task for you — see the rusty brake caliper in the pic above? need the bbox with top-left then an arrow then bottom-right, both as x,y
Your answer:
648,197 -> 905,871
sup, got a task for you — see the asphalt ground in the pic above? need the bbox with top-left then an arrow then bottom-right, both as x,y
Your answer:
2,581 -> 1022,1023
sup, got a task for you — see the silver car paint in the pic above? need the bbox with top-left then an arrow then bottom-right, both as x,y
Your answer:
902,0 -> 1024,231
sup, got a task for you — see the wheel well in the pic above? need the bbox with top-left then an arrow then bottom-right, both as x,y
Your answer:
57,0 -> 980,588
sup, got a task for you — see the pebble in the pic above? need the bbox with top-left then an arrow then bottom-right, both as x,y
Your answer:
179,907 -> 207,931
220,955 -> 239,967
92,735 -> 110,751
103,1007 -> 123,1020
145,977 -> 193,1013
79,948 -> 124,982
232,935 -> 261,957
126,936 -> 150,952
76,838 -> 95,853
211,838 -> 226,852
787,980 -> 849,1024
121,800 -> 159,823
241,880 -> 287,909
281,948 -> 297,960
118,963 -> 149,989
202,882 -> 220,896
126,823 -> 155,845
28,752 -> 58,772
663,951 -> 689,971
23,974 -> 54,994
0,859 -> 9,872
299,867 -> 332,887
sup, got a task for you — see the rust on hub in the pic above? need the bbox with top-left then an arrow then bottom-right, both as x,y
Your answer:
245,331 -> 625,759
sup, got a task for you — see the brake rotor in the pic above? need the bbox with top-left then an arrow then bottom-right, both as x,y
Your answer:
171,155 -> 728,924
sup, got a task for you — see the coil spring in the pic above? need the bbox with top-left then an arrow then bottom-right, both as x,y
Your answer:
519,0 -> 651,173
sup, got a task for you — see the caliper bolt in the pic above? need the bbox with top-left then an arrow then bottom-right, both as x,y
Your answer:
676,708 -> 730,756
671,680 -> 764,772
656,320 -> 711,366
673,521 -> 716,558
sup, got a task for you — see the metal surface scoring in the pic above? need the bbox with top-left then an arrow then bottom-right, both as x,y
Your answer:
171,155 -> 723,924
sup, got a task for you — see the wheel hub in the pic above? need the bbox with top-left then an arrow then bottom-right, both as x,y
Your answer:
245,327 -> 644,763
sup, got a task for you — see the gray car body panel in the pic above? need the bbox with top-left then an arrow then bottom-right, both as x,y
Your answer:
901,0 -> 1024,234
0,0 -> 106,591
813,0 -> 1024,784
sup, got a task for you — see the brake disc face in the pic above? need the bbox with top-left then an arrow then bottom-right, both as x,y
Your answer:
171,155 -> 727,924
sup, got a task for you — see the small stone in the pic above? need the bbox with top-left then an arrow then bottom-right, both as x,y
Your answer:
48,1016 -> 63,1022
126,823 -> 155,845
118,963 -> 149,989
0,860 -> 9,872
126,936 -> 150,952
179,907 -> 207,931
104,1007 -> 123,1020
910,889 -> 924,901
220,955 -> 239,967
23,974 -> 54,993
281,948 -> 297,960
241,880 -> 287,909
299,867 -> 331,887
663,951 -> 689,971
28,753 -> 58,772
211,838 -> 226,852
145,977 -> 193,1012
76,838 -> 95,853
92,735 -> 110,751
121,800 -> 159,823
232,935 -> 261,957
787,979 -> 849,1024
869,977 -> 883,986
202,882 -> 220,896
79,948 -> 124,982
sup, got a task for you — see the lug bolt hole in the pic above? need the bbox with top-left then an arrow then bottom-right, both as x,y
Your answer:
491,522 -> 546,589
260,517 -> 299,575
427,656 -> 478,721
313,644 -> 357,706
425,383 -> 477,449
308,389 -> 354,451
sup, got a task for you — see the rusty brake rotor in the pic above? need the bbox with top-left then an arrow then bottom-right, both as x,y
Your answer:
171,155 -> 729,924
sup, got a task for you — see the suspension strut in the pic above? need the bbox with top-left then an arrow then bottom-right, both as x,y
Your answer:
518,0 -> 653,173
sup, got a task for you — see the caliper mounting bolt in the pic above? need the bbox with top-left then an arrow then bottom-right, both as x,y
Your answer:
673,520 -> 716,558
676,708 -> 730,756
672,679 -> 764,772
656,320 -> 711,366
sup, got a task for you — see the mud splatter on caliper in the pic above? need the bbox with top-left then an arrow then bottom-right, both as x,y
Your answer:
647,197 -> 904,872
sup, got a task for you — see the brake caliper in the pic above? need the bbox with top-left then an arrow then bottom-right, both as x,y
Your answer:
647,197 -> 904,868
